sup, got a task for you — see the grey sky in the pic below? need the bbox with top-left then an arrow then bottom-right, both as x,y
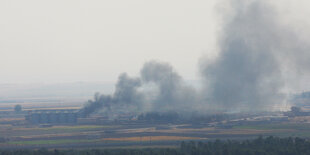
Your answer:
0,0 -> 309,89
0,0 -> 218,84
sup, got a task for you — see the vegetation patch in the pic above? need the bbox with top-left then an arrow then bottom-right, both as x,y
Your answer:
3,137 -> 310,155
233,123 -> 310,130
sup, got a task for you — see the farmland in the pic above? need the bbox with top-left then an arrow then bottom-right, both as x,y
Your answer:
1,119 -> 310,149
1,100 -> 310,149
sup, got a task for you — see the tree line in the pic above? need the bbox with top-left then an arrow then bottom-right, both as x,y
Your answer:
1,136 -> 310,155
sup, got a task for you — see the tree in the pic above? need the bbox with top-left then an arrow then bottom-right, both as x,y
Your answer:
14,104 -> 22,112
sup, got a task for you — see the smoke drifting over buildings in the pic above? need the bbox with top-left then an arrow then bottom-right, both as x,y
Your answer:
81,61 -> 199,117
82,0 -> 310,116
140,61 -> 199,112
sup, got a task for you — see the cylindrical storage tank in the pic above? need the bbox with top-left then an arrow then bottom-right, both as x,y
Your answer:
59,113 -> 68,123
67,113 -> 77,123
40,113 -> 48,124
49,113 -> 59,124
31,113 -> 40,124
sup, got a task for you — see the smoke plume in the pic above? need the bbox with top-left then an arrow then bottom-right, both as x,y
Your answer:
81,61 -> 198,117
140,61 -> 199,112
201,0 -> 286,112
200,0 -> 310,112
82,0 -> 310,116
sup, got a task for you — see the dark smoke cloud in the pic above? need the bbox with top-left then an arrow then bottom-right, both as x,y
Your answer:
201,0 -> 310,111
81,61 -> 199,117
81,93 -> 112,117
83,0 -> 310,116
113,73 -> 143,106
140,61 -> 199,112
200,0 -> 286,112
81,73 -> 143,117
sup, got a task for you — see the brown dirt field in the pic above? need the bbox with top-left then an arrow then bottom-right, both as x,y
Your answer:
15,130 -> 103,139
119,127 -> 156,133
157,127 -> 215,134
0,118 -> 25,122
0,118 -> 24,122
119,126 -> 215,134
102,136 -> 204,142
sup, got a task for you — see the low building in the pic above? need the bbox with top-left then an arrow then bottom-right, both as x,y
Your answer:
26,109 -> 79,124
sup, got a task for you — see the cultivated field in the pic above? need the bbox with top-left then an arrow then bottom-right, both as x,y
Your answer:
1,100 -> 310,149
1,121 -> 310,149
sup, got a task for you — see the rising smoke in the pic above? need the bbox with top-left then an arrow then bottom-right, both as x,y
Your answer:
140,61 -> 199,112
81,61 -> 199,117
82,0 -> 310,116
201,0 -> 286,112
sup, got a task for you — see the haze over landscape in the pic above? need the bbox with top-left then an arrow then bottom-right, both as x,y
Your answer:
1,0 -> 310,112
3,0 -> 310,153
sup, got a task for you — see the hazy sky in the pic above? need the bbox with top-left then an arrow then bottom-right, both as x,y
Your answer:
0,0 -> 219,84
0,0 -> 309,85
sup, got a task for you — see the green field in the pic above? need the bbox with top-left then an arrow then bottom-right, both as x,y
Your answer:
0,125 -> 119,137
3,122 -> 310,149
8,139 -> 99,145
233,122 -> 310,130
233,123 -> 310,137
